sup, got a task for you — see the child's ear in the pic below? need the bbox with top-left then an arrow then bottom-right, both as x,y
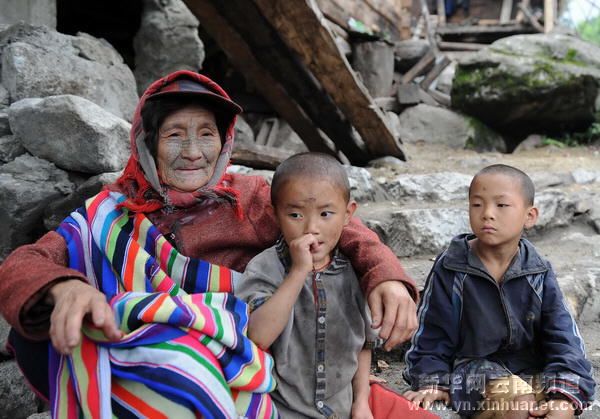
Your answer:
524,206 -> 539,229
344,200 -> 357,225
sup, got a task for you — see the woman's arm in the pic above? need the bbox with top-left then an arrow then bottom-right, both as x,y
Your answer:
0,231 -> 122,352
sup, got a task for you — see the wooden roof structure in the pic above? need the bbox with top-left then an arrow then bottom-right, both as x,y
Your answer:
183,0 -> 406,166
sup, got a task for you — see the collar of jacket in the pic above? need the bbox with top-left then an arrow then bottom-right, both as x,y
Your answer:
442,233 -> 550,281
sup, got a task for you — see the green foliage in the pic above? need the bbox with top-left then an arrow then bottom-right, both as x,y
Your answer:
542,122 -> 600,147
577,15 -> 600,45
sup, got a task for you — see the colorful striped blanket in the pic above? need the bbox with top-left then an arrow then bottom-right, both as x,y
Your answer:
51,190 -> 277,418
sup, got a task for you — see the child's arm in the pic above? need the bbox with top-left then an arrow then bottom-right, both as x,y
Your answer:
351,348 -> 373,419
247,234 -> 317,349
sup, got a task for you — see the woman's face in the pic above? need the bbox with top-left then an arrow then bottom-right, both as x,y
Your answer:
156,105 -> 222,192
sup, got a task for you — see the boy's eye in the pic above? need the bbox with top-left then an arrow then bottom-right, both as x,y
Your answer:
470,203 -> 481,208
497,203 -> 509,208
288,213 -> 302,219
321,211 -> 334,217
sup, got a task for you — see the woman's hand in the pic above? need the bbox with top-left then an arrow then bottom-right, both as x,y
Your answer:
368,281 -> 417,350
48,279 -> 123,354
404,387 -> 450,410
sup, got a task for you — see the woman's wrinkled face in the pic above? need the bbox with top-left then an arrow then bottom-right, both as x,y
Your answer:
156,105 -> 222,192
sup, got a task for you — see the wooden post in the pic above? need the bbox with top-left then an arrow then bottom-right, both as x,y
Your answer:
437,0 -> 446,26
544,0 -> 555,33
500,0 -> 513,23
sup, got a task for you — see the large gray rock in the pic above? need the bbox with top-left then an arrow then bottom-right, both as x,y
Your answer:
8,96 -> 131,174
0,23 -> 138,120
44,171 -> 122,230
452,34 -> 600,148
0,0 -> 56,28
0,154 -> 74,259
345,166 -> 387,203
360,204 -> 470,257
379,172 -> 471,202
134,0 -> 204,94
0,135 -> 25,163
397,104 -> 506,152
352,41 -> 395,97
0,361 -> 38,419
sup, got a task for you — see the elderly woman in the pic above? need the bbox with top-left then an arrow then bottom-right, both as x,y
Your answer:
0,71 -> 417,417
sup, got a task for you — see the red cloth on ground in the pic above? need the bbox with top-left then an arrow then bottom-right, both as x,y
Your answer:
369,383 -> 439,419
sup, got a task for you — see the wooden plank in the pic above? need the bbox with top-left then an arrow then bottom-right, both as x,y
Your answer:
439,41 -> 486,51
500,0 -> 513,23
185,0 -> 383,164
419,0 -> 440,56
517,3 -> 544,32
232,142 -> 294,170
401,50 -> 435,84
420,55 -> 451,90
253,0 -> 405,159
182,0 -> 337,159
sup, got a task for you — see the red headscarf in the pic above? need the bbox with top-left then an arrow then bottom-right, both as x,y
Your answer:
111,70 -> 243,217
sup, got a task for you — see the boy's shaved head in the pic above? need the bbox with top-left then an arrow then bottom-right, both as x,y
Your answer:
470,164 -> 535,205
271,152 -> 350,206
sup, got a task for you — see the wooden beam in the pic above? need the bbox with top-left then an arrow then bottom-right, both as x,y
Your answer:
437,0 -> 446,26
420,55 -> 451,90
419,0 -> 440,56
401,50 -> 435,84
232,142 -> 294,170
544,0 -> 555,33
517,3 -> 544,32
439,41 -> 485,51
500,0 -> 513,23
182,0 -> 336,159
253,0 -> 405,160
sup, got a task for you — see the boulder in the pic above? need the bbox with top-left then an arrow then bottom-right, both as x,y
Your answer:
359,204 -> 470,257
379,172 -> 471,202
397,104 -> 506,151
0,154 -> 74,259
452,34 -> 600,149
345,166 -> 387,203
0,0 -> 56,28
0,361 -> 38,419
0,23 -> 138,120
44,171 -> 122,230
0,135 -> 26,163
8,96 -> 131,174
134,0 -> 204,94
352,40 -> 395,97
